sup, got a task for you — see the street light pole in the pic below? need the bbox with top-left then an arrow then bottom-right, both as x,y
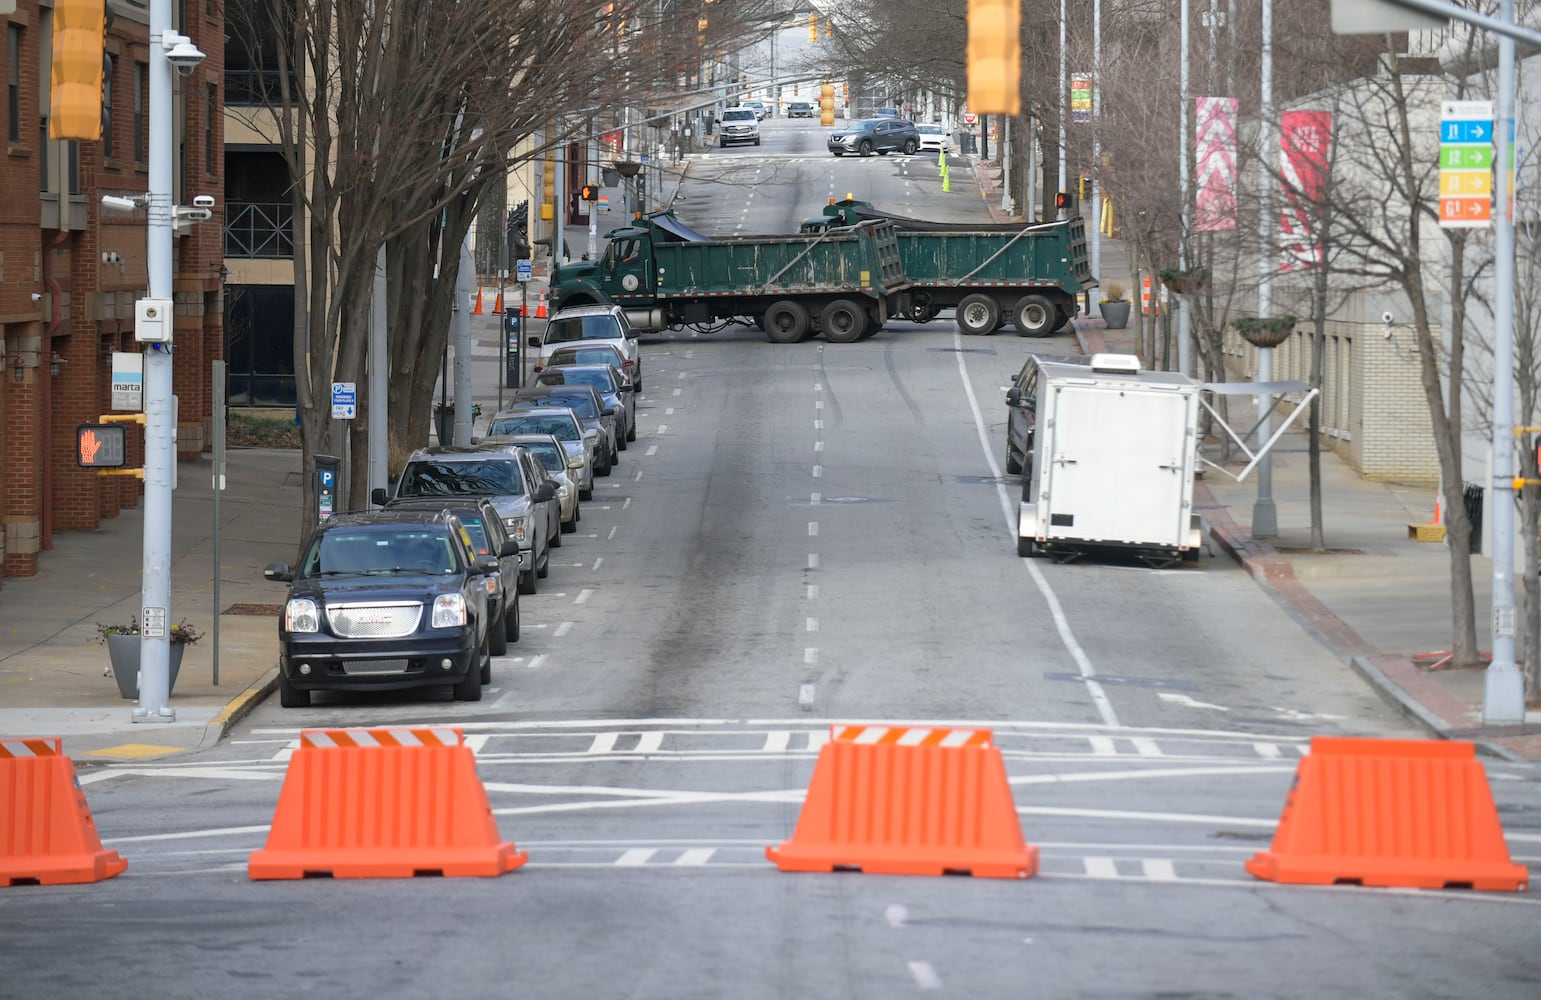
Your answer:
135,2 -> 202,723
1177,0 -> 1192,376
1253,0 -> 1279,538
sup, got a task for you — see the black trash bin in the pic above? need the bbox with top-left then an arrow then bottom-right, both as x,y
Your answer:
1464,483 -> 1485,553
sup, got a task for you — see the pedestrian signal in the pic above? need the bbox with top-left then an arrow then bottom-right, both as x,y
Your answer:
1056,190 -> 1076,213
77,423 -> 126,468
580,184 -> 599,202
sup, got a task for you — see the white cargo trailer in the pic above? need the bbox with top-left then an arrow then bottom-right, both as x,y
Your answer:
1015,354 -> 1204,565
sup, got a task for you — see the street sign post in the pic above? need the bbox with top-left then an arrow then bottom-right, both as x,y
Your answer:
516,258 -> 533,282
331,381 -> 357,419
1439,100 -> 1493,228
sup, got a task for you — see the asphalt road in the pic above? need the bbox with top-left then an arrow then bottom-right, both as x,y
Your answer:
5,118 -> 1539,999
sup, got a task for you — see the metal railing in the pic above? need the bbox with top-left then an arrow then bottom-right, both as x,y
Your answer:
224,202 -> 294,259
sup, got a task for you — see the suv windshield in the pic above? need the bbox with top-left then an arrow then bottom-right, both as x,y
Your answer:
546,314 -> 625,344
490,414 -> 582,440
302,527 -> 461,577
396,459 -> 525,498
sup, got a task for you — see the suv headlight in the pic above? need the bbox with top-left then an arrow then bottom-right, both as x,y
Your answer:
285,598 -> 319,633
432,593 -> 467,628
505,515 -> 529,544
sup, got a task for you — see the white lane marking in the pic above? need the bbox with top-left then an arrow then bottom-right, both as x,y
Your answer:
814,419 -> 823,430
1131,738 -> 1164,757
674,848 -> 716,866
808,553 -> 819,569
677,371 -> 686,379
608,525 -> 618,539
657,424 -> 669,434
812,465 -> 823,478
761,731 -> 791,752
806,617 -> 818,632
805,584 -> 819,599
815,399 -> 824,410
592,557 -> 604,571
815,382 -> 823,391
527,654 -> 547,670
646,445 -> 659,456
804,648 -> 819,664
622,497 -> 632,510
1159,693 -> 1231,712
886,904 -> 908,928
1088,736 -> 1118,756
554,621 -> 574,637
1013,765 -> 1294,788
1083,857 -> 1120,879
814,441 -> 824,452
1254,742 -> 1282,759
637,731 -> 665,754
908,962 -> 942,991
807,729 -> 828,751
665,407 -> 675,415
808,522 -> 819,536
1142,859 -> 1179,882
954,332 -> 1120,729
811,492 -> 822,504
634,469 -> 644,482
616,848 -> 657,866
575,589 -> 594,605
587,733 -> 618,754
798,684 -> 816,707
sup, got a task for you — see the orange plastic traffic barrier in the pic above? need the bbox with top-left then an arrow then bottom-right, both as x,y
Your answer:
472,288 -> 484,315
1246,736 -> 1528,892
767,725 -> 1037,879
1,737 -> 127,887
249,727 -> 526,880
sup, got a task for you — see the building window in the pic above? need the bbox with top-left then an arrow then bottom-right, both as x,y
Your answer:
133,61 -> 147,163
68,140 -> 79,194
102,54 -> 115,160
205,82 -> 216,173
6,26 -> 20,145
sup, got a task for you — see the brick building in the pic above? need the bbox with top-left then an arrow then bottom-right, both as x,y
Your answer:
0,0 -> 224,585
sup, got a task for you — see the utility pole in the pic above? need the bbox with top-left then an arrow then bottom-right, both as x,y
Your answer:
1177,0 -> 1192,376
132,1 -> 205,723
1253,0 -> 1278,538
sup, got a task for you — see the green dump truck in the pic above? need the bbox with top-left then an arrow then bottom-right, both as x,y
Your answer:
549,211 -> 910,344
802,199 -> 1095,336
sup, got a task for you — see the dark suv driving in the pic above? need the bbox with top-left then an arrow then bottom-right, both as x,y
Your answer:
827,118 -> 920,157
262,509 -> 505,707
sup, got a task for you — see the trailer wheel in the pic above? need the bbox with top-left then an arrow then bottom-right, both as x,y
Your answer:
956,293 -> 1000,336
763,301 -> 811,344
821,300 -> 869,343
1012,295 -> 1058,337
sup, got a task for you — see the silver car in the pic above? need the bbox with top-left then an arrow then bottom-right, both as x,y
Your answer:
486,407 -> 597,501
494,433 -> 581,533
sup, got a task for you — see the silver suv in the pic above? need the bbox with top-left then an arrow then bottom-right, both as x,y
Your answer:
719,107 -> 760,148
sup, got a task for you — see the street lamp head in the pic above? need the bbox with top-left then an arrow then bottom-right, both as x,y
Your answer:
101,194 -> 144,212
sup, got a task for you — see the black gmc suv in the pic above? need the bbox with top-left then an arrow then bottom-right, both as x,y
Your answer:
262,509 -> 507,707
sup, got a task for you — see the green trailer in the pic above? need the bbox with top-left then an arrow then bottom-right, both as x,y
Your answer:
550,211 -> 909,343
803,199 -> 1095,336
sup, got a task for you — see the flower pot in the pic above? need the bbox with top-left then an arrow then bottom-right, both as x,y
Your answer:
106,634 -> 185,700
1099,300 -> 1131,330
1234,317 -> 1297,348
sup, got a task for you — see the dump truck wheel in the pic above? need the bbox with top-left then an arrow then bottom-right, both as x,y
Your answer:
764,301 -> 811,344
1013,295 -> 1057,337
956,293 -> 1000,336
821,300 -> 869,343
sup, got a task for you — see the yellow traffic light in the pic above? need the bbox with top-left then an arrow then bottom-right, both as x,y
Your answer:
966,0 -> 1020,117
824,18 -> 832,39
820,83 -> 835,126
808,14 -> 818,42
51,0 -> 106,141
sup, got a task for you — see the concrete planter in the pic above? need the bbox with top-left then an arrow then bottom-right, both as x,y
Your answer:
106,634 -> 185,700
1099,301 -> 1131,329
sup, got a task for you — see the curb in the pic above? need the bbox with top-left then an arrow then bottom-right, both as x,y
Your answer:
195,665 -> 278,751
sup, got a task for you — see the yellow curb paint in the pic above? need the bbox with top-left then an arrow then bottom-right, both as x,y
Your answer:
209,685 -> 266,729
82,743 -> 184,759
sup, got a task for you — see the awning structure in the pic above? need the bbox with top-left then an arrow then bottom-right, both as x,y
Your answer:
1199,380 -> 1320,482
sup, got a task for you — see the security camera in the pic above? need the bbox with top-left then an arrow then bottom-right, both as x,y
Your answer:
165,40 -> 206,76
1381,310 -> 1394,325
30,292 -> 41,302
101,194 -> 142,211
192,195 -> 215,209
176,207 -> 213,223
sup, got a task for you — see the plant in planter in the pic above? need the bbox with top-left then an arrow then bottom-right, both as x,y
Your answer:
1231,315 -> 1298,348
96,617 -> 203,700
1098,281 -> 1132,330
1158,267 -> 1209,294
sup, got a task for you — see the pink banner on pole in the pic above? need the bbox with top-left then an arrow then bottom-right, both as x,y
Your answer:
1279,111 -> 1332,271
1194,98 -> 1238,232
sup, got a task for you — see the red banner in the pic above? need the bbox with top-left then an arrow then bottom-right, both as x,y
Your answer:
1279,111 -> 1332,271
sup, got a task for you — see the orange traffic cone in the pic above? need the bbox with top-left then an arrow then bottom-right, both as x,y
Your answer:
767,724 -> 1037,879
1,737 -> 128,887
249,727 -> 526,880
471,288 -> 484,315
1246,736 -> 1528,891
492,290 -> 504,315
534,291 -> 548,319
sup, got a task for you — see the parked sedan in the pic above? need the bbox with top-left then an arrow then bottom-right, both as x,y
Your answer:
262,509 -> 501,706
379,496 -> 520,654
539,343 -> 633,387
485,407 -> 597,501
495,433 -> 581,533
827,118 -> 920,157
534,364 -> 636,445
508,385 -> 618,474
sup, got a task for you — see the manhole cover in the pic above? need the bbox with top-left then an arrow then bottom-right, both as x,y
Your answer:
223,603 -> 283,616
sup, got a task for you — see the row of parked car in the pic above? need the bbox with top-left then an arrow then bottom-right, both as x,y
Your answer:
262,305 -> 644,708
